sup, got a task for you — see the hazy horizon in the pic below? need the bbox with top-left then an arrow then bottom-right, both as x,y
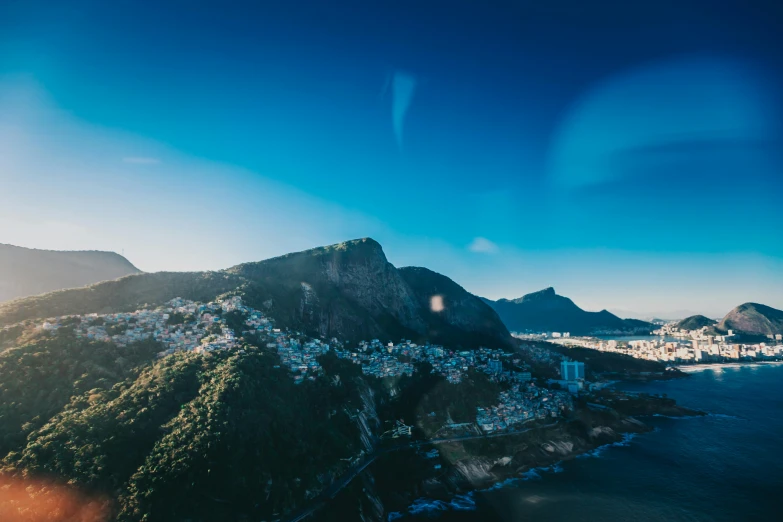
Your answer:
2,1 -> 782,318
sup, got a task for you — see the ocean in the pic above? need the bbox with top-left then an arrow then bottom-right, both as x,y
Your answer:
405,362 -> 783,521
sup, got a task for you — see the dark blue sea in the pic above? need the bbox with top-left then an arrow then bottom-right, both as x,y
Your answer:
405,362 -> 783,521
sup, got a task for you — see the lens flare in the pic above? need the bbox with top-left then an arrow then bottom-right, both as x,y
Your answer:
0,475 -> 110,522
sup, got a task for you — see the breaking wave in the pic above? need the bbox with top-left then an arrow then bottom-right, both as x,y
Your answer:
407,493 -> 477,515
707,412 -> 744,420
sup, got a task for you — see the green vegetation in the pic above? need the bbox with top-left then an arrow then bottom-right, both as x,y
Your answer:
0,332 -> 161,458
589,389 -> 704,417
0,271 -> 243,328
0,325 -> 25,352
105,323 -> 128,336
223,309 -> 248,334
166,312 -> 186,325
675,314 -> 717,330
0,334 -> 374,521
371,362 -> 506,436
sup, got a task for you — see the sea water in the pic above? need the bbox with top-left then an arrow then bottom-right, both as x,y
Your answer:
405,363 -> 783,521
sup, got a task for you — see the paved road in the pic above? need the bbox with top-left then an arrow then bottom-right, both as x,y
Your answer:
284,421 -> 559,522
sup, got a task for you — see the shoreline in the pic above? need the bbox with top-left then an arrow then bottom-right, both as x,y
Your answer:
389,427 -> 649,519
375,403 -> 672,518
314,382 -> 705,521
674,360 -> 783,373
373,389 -> 704,520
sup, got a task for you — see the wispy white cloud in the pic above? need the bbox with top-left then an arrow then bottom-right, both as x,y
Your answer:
391,70 -> 417,149
468,237 -> 499,254
122,156 -> 161,164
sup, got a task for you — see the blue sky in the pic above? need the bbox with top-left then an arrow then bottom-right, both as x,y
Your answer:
2,0 -> 782,317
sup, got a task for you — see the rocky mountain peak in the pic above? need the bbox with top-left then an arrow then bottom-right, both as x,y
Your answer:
518,287 -> 557,303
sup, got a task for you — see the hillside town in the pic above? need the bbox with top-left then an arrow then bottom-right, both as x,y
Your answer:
342,339 -> 533,384
476,381 -> 572,433
21,296 -> 577,430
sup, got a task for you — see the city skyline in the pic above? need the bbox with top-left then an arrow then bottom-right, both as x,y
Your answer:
2,1 -> 782,317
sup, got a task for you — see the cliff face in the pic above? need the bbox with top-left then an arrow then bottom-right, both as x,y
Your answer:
483,287 -> 652,335
227,239 -> 514,348
717,303 -> 783,336
228,238 -> 426,343
0,244 -> 141,303
398,266 -> 512,349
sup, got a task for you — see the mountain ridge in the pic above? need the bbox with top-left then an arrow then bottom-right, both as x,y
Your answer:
483,287 -> 653,335
0,243 -> 141,303
0,238 -> 512,349
674,315 -> 717,331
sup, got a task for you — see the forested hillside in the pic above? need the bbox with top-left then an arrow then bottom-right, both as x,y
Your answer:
0,332 -> 372,521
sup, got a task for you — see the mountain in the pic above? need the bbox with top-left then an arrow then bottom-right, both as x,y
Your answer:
0,244 -> 141,303
716,303 -> 783,336
0,238 -> 511,349
483,287 -> 653,336
0,239 -> 517,521
674,315 -> 717,331
397,266 -> 511,349
0,239 -> 688,522
608,308 -> 704,322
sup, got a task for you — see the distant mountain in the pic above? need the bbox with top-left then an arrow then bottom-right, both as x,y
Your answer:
0,238 -> 511,349
483,287 -> 653,336
608,308 -> 704,322
674,315 -> 717,331
716,303 -> 783,336
0,244 -> 141,303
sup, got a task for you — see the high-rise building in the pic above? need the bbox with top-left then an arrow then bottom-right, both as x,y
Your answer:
560,360 -> 585,381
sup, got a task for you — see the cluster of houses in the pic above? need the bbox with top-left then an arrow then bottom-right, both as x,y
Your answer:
476,382 -> 572,433
334,339 -> 532,384
40,296 -> 261,354
37,296 -> 339,381
271,337 -> 334,384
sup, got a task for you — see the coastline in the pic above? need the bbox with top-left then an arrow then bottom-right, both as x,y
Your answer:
380,421 -> 649,519
674,360 -> 783,373
389,364 -> 783,522
355,391 -> 701,520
